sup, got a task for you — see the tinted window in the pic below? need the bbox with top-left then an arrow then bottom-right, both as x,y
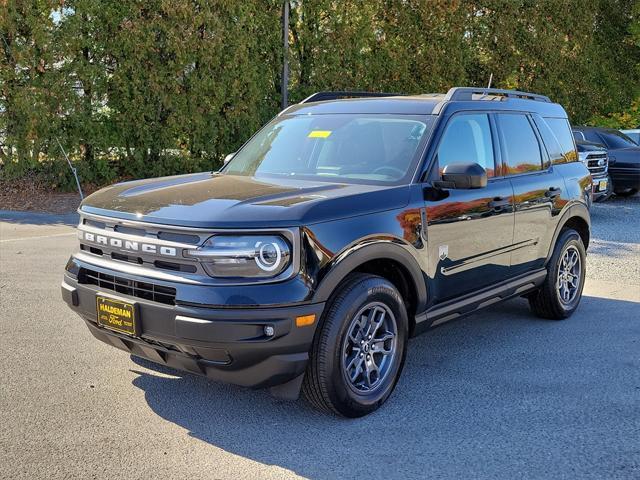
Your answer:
541,117 -> 577,163
225,114 -> 433,184
498,114 -> 543,175
597,131 -> 637,149
533,115 -> 563,165
437,114 -> 495,177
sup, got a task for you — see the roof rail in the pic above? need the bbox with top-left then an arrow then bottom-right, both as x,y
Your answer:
300,91 -> 404,104
444,87 -> 551,103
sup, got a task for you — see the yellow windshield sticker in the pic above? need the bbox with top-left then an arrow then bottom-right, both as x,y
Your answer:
308,130 -> 332,138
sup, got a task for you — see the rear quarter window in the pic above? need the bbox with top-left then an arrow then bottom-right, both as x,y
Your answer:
543,117 -> 578,164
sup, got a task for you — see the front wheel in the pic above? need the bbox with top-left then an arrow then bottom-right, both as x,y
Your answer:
302,273 -> 408,417
528,228 -> 586,320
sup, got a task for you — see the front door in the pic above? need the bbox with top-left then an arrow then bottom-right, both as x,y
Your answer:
424,113 -> 515,303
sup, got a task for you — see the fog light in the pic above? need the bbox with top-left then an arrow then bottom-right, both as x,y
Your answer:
264,325 -> 275,337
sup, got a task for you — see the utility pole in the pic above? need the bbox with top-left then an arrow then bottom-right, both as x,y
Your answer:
281,1 -> 289,109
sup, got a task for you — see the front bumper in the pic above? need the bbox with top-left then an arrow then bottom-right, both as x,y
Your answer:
591,174 -> 612,202
61,265 -> 325,391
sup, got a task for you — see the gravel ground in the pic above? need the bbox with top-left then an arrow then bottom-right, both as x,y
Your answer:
0,198 -> 639,480
588,194 -> 640,285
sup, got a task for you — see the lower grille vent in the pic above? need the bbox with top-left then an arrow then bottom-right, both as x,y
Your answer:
79,268 -> 176,305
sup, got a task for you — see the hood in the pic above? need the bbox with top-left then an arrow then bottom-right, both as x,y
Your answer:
576,140 -> 606,152
80,172 -> 411,228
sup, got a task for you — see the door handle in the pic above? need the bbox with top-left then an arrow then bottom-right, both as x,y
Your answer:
545,187 -> 562,199
488,196 -> 510,209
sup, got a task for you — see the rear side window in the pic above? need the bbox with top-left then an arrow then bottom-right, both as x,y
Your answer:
544,118 -> 578,163
533,115 -> 564,165
497,114 -> 543,175
437,113 -> 496,177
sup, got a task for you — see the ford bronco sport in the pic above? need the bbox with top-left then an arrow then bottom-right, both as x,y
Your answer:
62,87 -> 591,417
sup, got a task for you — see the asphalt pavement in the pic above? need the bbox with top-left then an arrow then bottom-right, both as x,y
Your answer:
0,196 -> 638,480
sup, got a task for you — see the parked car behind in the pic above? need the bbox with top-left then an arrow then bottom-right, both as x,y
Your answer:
576,140 -> 611,202
621,129 -> 639,145
573,126 -> 640,197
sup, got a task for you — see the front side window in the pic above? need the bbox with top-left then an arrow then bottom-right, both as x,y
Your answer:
437,113 -> 496,177
498,114 -> 543,175
224,114 -> 434,185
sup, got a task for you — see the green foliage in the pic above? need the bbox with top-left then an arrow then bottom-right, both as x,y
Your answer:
590,97 -> 640,128
1,0 -> 639,190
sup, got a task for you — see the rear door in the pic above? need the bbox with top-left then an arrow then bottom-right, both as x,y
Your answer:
423,112 -> 515,302
496,113 -> 566,274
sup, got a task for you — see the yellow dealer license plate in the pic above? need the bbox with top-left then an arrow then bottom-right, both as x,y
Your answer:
96,296 -> 137,336
598,179 -> 608,192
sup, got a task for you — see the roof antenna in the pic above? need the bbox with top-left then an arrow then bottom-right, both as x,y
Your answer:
487,73 -> 493,89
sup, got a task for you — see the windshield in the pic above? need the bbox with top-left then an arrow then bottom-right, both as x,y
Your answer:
599,130 -> 637,149
223,114 -> 434,184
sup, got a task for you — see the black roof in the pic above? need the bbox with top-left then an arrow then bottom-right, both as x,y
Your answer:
284,87 -> 568,118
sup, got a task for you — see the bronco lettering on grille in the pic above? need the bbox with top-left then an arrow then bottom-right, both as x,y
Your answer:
82,231 -> 177,257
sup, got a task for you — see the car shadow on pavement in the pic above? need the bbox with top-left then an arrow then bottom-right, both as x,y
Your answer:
129,295 -> 640,479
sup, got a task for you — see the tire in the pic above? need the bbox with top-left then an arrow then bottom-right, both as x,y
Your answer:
528,229 -> 586,320
614,188 -> 638,197
302,273 -> 408,417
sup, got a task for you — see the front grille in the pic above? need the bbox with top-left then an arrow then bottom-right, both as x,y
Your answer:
79,216 -> 205,276
79,268 -> 176,305
84,218 -> 203,245
586,153 -> 608,175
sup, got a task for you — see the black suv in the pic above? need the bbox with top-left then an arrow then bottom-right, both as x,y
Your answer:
62,88 -> 591,417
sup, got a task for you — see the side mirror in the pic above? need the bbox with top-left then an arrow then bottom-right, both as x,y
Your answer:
439,162 -> 487,189
223,152 -> 236,166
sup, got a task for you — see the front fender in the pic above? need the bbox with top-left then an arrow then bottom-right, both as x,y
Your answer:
310,238 -> 427,313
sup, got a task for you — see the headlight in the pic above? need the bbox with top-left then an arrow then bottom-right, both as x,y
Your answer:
578,152 -> 589,163
186,235 -> 291,278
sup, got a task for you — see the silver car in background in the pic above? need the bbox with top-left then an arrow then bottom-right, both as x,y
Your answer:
621,129 -> 639,145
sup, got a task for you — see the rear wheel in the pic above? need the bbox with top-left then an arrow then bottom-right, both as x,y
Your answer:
302,273 -> 408,417
528,228 -> 586,320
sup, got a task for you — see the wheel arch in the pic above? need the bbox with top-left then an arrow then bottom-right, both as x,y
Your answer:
311,240 -> 427,334
546,203 -> 590,265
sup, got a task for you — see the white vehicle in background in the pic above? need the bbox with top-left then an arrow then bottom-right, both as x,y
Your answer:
621,129 -> 640,145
